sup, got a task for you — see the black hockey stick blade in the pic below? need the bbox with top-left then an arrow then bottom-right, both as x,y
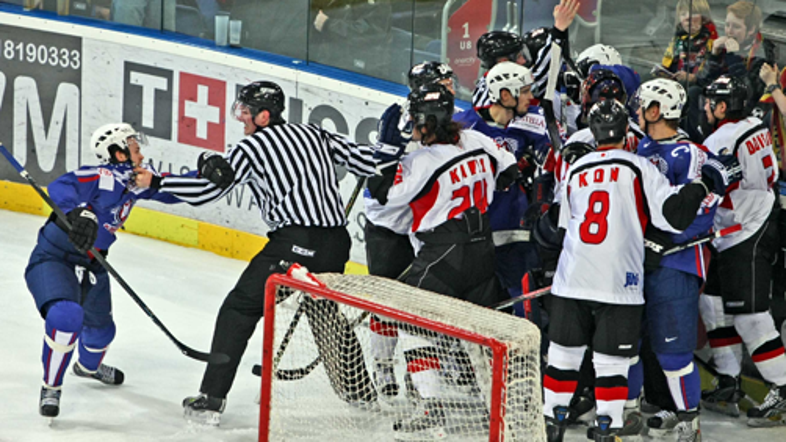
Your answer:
0,144 -> 228,365
345,176 -> 368,218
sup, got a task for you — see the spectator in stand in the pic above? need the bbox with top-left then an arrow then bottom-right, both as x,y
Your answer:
310,0 -> 393,81
655,0 -> 717,85
684,1 -> 774,142
112,0 -> 176,30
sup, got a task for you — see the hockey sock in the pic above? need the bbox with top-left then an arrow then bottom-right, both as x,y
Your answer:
77,323 -> 116,372
369,315 -> 398,362
593,351 -> 630,429
657,352 -> 700,411
627,356 -> 643,404
735,312 -> 786,386
700,294 -> 742,376
401,329 -> 442,399
42,301 -> 83,387
543,343 -> 585,419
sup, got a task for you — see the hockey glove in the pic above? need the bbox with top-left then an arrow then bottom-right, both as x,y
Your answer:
644,226 -> 674,272
198,152 -> 235,190
517,151 -> 537,186
377,103 -> 407,149
66,208 -> 99,253
700,154 -> 743,196
372,142 -> 406,164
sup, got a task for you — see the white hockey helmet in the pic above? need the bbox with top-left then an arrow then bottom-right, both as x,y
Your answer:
577,44 -> 622,77
486,61 -> 534,103
635,79 -> 687,120
90,123 -> 140,164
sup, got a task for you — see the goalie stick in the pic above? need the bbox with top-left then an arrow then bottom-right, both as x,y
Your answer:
0,144 -> 229,365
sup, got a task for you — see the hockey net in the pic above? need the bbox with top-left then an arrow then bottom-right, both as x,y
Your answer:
259,272 -> 546,442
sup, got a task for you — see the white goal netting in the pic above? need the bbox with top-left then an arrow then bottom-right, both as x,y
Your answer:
260,273 -> 545,442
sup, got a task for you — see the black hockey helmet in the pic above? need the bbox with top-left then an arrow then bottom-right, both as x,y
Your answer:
581,69 -> 627,116
588,99 -> 629,145
408,83 -> 454,127
233,81 -> 286,122
522,27 -> 549,67
408,62 -> 456,92
703,75 -> 749,114
561,142 -> 596,165
477,31 -> 524,69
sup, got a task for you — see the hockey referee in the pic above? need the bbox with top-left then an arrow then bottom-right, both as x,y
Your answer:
135,80 -> 385,425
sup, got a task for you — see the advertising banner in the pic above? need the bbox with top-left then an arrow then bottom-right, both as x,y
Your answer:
0,17 -> 396,264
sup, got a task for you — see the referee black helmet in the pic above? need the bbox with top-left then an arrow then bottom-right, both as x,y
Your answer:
477,31 -> 524,69
234,81 -> 286,124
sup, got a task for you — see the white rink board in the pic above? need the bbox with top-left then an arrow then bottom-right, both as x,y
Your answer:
1,209 -> 786,441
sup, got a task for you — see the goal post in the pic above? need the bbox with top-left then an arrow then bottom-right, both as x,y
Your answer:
259,272 -> 546,442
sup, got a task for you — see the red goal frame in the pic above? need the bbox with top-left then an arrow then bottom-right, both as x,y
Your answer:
258,273 -> 512,441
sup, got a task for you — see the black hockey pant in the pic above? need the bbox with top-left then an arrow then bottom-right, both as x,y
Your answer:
200,225 -> 352,399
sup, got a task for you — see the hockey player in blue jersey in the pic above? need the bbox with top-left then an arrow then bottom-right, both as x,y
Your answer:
27,123 -> 233,420
634,79 -> 718,441
454,61 -> 555,320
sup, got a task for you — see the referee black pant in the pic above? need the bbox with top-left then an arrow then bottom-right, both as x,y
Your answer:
200,225 -> 350,399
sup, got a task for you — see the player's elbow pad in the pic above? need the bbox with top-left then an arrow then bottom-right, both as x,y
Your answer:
662,183 -> 707,231
367,163 -> 397,205
496,165 -> 519,191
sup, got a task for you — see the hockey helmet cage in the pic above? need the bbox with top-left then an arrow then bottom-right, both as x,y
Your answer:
486,62 -> 534,103
561,142 -> 596,165
576,44 -> 622,77
522,27 -> 549,67
581,68 -> 627,116
408,62 -> 456,91
636,78 -> 687,120
703,75 -> 748,114
90,123 -> 139,164
477,31 -> 525,69
588,100 -> 629,145
408,83 -> 454,127
233,81 -> 285,122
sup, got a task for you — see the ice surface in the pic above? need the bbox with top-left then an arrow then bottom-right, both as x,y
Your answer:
1,209 -> 784,441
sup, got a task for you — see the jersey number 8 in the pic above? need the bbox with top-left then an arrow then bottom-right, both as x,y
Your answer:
580,190 -> 610,244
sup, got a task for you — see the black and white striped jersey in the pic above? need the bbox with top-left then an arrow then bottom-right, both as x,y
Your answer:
471,27 -> 569,110
157,123 -> 377,231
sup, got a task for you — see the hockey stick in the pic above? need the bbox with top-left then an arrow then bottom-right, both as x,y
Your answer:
489,285 -> 552,311
541,42 -> 564,152
662,224 -> 742,256
345,176 -> 367,218
0,144 -> 229,365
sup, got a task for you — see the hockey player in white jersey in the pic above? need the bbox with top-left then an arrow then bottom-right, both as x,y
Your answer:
364,62 -> 457,401
543,99 -> 741,442
699,75 -> 786,427
368,83 -> 517,440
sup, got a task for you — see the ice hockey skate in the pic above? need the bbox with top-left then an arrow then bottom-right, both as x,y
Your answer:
182,393 -> 226,426
566,388 -> 595,426
645,409 -> 679,437
73,362 -> 125,385
674,411 -> 701,442
747,385 -> 786,427
590,415 -> 622,442
39,385 -> 61,423
546,406 -> 569,442
392,398 -> 447,441
586,410 -> 642,441
701,375 -> 742,417
373,359 -> 399,399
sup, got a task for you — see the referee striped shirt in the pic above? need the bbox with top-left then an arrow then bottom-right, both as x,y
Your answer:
157,123 -> 377,231
471,27 -> 569,110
